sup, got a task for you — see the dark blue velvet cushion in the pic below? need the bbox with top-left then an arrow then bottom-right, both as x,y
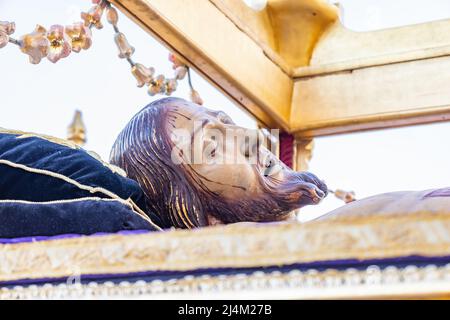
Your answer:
0,130 -> 163,233
0,132 -> 142,202
0,198 -> 157,238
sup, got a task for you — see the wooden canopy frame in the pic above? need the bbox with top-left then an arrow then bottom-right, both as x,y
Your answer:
110,0 -> 450,168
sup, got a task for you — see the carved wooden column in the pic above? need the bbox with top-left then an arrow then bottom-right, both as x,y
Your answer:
294,138 -> 314,172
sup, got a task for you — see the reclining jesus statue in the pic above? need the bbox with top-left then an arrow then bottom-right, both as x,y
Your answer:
110,97 -> 328,228
1,97 -> 449,238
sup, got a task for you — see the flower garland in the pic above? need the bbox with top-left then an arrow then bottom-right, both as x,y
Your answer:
0,0 -> 203,104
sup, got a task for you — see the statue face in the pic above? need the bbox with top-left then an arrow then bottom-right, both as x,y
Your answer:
111,98 -> 327,229
170,104 -> 270,199
169,103 -> 326,204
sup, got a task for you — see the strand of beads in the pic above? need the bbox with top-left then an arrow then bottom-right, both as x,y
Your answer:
104,2 -> 203,103
0,0 -> 204,103
0,0 -> 99,64
169,53 -> 203,105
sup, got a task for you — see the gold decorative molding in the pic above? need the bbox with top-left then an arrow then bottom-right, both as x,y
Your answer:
110,0 -> 450,136
2,213 -> 450,283
208,0 -> 338,72
293,18 -> 450,78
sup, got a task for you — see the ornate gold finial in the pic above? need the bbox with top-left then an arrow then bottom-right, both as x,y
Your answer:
67,110 -> 86,146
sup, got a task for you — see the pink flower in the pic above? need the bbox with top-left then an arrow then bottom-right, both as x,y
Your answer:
46,25 -> 72,63
20,25 -> 50,64
164,79 -> 178,95
66,22 -> 92,53
148,74 -> 165,96
81,5 -> 104,29
0,21 -> 15,49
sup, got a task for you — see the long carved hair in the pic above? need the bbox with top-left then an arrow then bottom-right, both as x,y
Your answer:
110,98 -> 207,229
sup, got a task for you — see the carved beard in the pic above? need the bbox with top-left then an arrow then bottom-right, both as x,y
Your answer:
192,165 -> 328,224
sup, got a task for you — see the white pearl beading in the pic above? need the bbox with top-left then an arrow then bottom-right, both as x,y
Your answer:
2,263 -> 450,299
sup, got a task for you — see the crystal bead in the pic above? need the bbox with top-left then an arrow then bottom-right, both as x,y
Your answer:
114,32 -> 134,59
106,6 -> 119,25
131,63 -> 154,87
190,89 -> 204,105
174,66 -> 188,80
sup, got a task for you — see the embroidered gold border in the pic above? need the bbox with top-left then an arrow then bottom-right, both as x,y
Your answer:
1,212 -> 450,282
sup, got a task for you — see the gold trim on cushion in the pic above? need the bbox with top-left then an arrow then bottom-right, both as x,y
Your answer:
1,213 -> 450,282
0,197 -> 135,207
0,159 -> 161,231
0,127 -> 131,189
0,128 -> 80,150
0,128 -> 127,177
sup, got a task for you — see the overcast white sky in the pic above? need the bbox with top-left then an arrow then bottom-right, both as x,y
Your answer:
1,0 -> 450,220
